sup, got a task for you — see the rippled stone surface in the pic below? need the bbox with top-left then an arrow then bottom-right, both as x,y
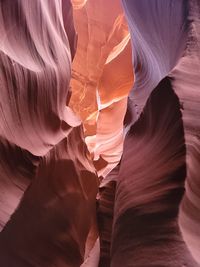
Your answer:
1,0 -> 200,266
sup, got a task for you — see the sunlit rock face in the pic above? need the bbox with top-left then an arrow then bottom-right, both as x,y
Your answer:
70,0 -> 131,122
1,0 -> 200,266
71,0 -> 88,10
69,0 -> 134,176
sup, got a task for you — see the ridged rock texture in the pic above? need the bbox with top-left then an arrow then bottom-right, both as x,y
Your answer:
0,0 -> 200,267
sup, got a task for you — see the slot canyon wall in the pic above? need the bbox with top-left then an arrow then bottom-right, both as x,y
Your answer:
0,0 -> 200,266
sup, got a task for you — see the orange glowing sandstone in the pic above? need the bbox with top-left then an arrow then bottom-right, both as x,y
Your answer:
69,0 -> 134,173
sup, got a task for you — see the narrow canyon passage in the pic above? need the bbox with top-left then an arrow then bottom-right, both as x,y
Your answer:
0,0 -> 200,266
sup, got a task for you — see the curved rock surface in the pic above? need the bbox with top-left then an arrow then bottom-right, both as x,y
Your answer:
1,0 -> 200,266
120,0 -> 200,264
111,78 -> 198,266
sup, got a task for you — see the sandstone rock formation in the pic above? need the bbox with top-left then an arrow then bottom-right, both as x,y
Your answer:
0,0 -> 200,266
